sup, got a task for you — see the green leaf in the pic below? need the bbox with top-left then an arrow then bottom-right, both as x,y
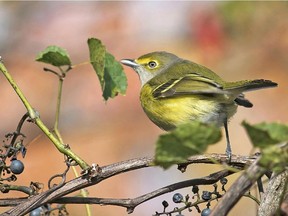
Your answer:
154,122 -> 222,169
35,45 -> 71,67
88,38 -> 127,100
242,121 -> 288,148
88,38 -> 106,90
259,144 -> 288,173
103,52 -> 127,100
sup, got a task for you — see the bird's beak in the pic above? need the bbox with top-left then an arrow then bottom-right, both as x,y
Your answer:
120,59 -> 139,68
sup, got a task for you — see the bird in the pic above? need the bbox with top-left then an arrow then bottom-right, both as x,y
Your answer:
121,51 -> 278,160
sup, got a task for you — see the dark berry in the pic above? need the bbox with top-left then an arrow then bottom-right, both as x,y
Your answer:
177,164 -> 187,173
172,193 -> 183,203
29,207 -> 43,216
201,191 -> 212,201
10,159 -> 24,175
201,208 -> 211,216
162,200 -> 169,208
192,185 -> 199,194
220,177 -> 228,185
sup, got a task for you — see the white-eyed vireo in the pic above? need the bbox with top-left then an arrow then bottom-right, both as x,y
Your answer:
121,51 -> 277,159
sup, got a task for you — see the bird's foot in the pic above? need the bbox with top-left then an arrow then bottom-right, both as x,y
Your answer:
225,148 -> 232,163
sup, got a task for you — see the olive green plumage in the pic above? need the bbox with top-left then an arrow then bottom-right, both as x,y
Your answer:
121,51 -> 277,158
121,51 -> 277,130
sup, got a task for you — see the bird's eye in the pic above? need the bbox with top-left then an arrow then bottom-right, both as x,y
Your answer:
148,61 -> 157,69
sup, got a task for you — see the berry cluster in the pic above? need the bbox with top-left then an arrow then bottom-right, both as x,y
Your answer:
0,114 -> 70,215
29,204 -> 68,216
154,178 -> 228,216
0,127 -> 27,187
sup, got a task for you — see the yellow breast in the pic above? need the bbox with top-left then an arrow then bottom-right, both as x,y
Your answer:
140,84 -> 236,131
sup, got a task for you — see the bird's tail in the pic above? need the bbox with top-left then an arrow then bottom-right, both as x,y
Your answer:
226,79 -> 278,108
225,79 -> 278,93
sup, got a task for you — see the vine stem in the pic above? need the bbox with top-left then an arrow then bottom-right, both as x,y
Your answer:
0,59 -> 90,170
70,61 -> 90,69
72,168 -> 92,216
53,68 -> 65,144
53,66 -> 92,216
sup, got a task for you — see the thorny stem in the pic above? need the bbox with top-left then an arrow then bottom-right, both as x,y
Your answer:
0,58 -> 89,170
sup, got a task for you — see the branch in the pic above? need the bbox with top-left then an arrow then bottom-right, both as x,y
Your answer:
0,198 -> 27,207
210,142 -> 288,216
1,154 -> 255,216
281,190 -> 288,215
55,169 -> 233,213
210,157 -> 266,216
258,170 -> 288,216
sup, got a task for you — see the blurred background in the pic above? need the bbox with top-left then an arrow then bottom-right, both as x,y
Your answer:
0,1 -> 287,215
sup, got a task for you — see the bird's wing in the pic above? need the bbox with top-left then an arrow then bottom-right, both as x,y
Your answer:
152,73 -> 230,99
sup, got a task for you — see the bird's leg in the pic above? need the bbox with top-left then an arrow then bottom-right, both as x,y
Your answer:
224,119 -> 232,162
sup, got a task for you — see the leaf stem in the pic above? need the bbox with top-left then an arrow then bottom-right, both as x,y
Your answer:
71,61 -> 90,69
0,60 -> 89,170
53,68 -> 65,143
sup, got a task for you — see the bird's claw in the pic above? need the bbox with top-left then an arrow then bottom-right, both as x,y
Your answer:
225,148 -> 232,163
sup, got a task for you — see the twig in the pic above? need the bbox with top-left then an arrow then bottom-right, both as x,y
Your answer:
55,169 -> 233,214
0,60 -> 89,170
52,66 -> 66,144
0,198 -> 27,207
0,184 -> 34,196
243,192 -> 261,205
10,112 -> 29,147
